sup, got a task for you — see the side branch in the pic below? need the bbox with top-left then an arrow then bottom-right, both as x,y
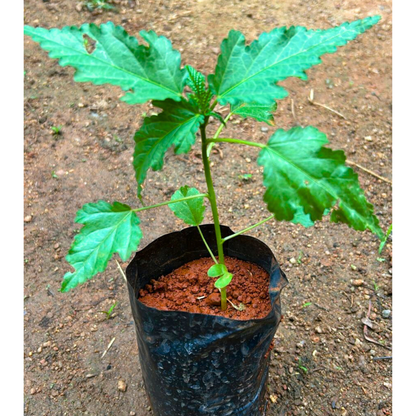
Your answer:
207,137 -> 266,149
133,193 -> 208,213
222,215 -> 274,243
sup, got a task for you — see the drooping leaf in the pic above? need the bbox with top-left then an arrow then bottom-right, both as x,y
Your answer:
207,111 -> 226,125
133,99 -> 204,195
214,272 -> 233,289
209,16 -> 380,106
207,263 -> 228,278
231,102 -> 277,125
257,126 -> 383,238
186,65 -> 212,113
169,186 -> 206,226
61,201 -> 142,292
24,23 -> 186,104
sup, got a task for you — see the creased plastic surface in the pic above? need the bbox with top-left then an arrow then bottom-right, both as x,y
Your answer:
126,225 -> 288,416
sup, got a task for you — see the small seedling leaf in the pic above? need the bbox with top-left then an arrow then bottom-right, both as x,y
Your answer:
258,126 -> 383,238
378,224 -> 392,254
133,99 -> 204,196
24,23 -> 186,104
186,65 -> 212,114
61,201 -> 142,292
169,186 -> 205,226
207,263 -> 228,277
214,272 -> 233,289
209,16 -> 380,106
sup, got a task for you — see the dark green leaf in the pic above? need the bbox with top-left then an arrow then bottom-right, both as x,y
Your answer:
61,201 -> 142,292
169,186 -> 206,226
231,102 -> 277,125
209,16 -> 380,106
214,272 -> 233,289
257,126 -> 383,238
24,23 -> 186,104
133,99 -> 204,195
207,264 -> 227,277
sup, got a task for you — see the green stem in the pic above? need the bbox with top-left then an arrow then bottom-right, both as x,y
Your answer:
133,193 -> 208,213
197,225 -> 218,264
200,118 -> 225,264
207,137 -> 266,149
207,112 -> 233,157
222,215 -> 275,243
220,288 -> 227,311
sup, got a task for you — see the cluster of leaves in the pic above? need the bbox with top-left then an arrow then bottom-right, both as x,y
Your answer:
24,16 -> 384,293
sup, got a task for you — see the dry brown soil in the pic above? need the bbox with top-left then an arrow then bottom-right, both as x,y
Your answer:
24,0 -> 392,415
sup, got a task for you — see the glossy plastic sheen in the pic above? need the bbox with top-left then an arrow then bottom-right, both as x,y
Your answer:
126,225 -> 287,416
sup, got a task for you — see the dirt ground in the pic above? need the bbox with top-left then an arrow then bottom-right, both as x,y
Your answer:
23,0 -> 392,415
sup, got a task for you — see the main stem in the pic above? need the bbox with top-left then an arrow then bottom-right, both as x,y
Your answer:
200,118 -> 227,311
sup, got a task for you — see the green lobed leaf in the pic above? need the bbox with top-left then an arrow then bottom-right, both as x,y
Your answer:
257,126 -> 383,238
61,201 -> 142,292
214,272 -> 233,289
169,186 -> 206,226
209,16 -> 380,106
207,264 -> 228,278
24,23 -> 186,104
133,99 -> 204,195
231,102 -> 277,125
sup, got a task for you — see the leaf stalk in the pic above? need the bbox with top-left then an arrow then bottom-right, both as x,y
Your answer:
222,215 -> 275,243
207,137 -> 266,149
133,193 -> 208,213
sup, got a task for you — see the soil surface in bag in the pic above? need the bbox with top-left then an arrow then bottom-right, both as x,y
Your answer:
139,256 -> 271,320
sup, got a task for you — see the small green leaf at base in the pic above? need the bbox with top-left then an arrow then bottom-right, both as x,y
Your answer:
61,201 -> 142,292
214,272 -> 233,290
207,264 -> 227,277
169,186 -> 206,226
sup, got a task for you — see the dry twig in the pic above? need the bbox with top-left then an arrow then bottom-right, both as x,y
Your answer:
101,337 -> 116,358
308,89 -> 347,119
363,301 -> 391,350
346,160 -> 392,185
115,260 -> 128,284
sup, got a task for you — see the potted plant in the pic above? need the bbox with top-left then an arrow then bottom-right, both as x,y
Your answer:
24,15 -> 385,415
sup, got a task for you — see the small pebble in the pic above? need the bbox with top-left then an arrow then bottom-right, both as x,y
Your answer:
352,279 -> 364,287
206,293 -> 221,306
261,127 -> 269,133
296,340 -> 306,348
118,379 -> 127,392
382,309 -> 391,319
24,215 -> 33,223
289,257 -> 297,264
315,326 -> 323,334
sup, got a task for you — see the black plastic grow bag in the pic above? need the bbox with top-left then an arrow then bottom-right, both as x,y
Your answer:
126,224 -> 287,416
